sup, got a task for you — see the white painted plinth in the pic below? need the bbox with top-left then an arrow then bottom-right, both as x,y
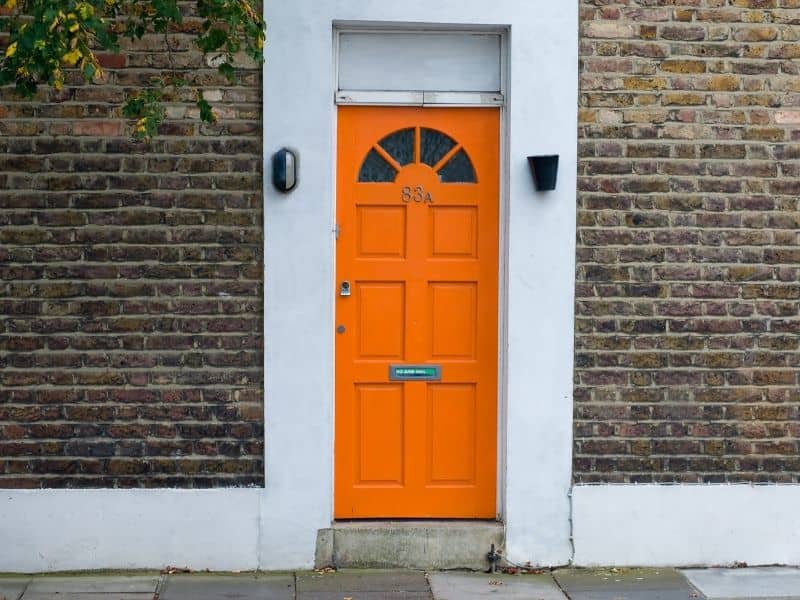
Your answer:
573,485 -> 800,567
1,490 -> 260,572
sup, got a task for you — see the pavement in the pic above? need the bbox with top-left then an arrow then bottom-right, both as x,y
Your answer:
1,567 -> 799,599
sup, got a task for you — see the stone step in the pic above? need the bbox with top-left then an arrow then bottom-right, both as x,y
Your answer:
315,521 -> 504,571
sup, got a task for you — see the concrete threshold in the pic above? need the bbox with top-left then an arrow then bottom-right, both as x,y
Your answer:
315,520 -> 504,571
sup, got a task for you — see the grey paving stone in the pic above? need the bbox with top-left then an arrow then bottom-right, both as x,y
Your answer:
298,593 -> 431,600
687,597 -> 800,600
22,594 -> 153,600
0,577 -> 31,600
683,567 -> 800,599
297,570 -> 430,593
429,571 -> 567,599
25,575 -> 158,594
159,574 -> 295,600
553,568 -> 703,600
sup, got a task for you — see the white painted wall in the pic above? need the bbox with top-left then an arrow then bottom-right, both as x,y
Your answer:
264,0 -> 579,569
1,490 -> 261,572
573,485 -> 800,567
7,484 -> 800,571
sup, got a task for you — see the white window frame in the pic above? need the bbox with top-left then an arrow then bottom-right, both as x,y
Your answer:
334,27 -> 505,107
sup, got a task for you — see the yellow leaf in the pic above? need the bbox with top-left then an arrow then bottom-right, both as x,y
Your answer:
5,0 -> 18,9
62,49 -> 82,66
5,41 -> 17,58
69,22 -> 80,33
77,3 -> 94,19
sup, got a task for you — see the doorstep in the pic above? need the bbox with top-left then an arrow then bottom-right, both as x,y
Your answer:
315,521 -> 504,571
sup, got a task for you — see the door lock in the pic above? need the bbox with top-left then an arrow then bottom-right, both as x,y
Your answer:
339,280 -> 351,297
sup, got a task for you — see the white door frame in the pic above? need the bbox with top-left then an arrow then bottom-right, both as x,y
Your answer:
332,25 -> 510,521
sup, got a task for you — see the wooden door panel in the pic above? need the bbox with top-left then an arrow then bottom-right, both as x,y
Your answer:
430,206 -> 479,258
429,282 -> 478,360
335,106 -> 499,518
355,282 -> 405,360
357,206 -> 408,258
427,383 -> 477,484
355,384 -> 405,485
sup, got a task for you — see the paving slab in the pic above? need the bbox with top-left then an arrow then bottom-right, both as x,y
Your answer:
296,570 -> 430,593
553,568 -> 703,600
0,577 -> 30,600
24,575 -> 159,594
683,568 -> 800,599
429,571 -> 567,599
21,594 -> 153,600
159,573 -> 295,600
299,593 -> 431,599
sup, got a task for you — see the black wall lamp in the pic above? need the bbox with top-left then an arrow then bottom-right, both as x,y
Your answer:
527,155 -> 559,192
272,147 -> 298,193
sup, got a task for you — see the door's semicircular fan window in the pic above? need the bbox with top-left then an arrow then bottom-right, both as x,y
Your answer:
358,127 -> 477,183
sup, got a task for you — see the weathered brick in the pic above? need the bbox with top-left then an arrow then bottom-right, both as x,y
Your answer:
0,4 -> 263,490
584,22 -> 636,39
661,60 -> 706,74
576,0 -> 800,484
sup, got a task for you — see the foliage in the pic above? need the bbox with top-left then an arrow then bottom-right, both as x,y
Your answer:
0,0 -> 265,139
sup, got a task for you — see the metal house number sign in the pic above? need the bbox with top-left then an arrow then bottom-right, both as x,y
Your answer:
401,185 -> 434,203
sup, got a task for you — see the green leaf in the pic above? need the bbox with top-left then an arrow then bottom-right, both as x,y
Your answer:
82,63 -> 96,80
196,27 -> 227,52
217,61 -> 235,82
196,94 -> 215,123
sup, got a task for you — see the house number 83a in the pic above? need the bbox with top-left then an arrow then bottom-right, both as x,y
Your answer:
401,186 -> 433,204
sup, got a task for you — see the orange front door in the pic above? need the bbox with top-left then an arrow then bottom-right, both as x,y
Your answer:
335,106 -> 499,518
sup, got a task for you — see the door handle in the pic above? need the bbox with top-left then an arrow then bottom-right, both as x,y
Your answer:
339,280 -> 351,297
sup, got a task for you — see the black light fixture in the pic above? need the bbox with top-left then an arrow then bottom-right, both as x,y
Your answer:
527,155 -> 559,192
272,147 -> 298,193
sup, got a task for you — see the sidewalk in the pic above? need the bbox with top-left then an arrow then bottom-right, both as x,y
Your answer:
2,567 -> 800,599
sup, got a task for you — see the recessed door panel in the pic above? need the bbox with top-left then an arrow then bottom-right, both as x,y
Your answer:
356,384 -> 405,485
357,282 -> 405,360
335,106 -> 499,518
431,207 -> 479,258
427,384 -> 477,484
358,206 -> 407,258
430,282 -> 477,360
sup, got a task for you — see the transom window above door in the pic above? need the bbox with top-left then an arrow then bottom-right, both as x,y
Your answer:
335,29 -> 506,107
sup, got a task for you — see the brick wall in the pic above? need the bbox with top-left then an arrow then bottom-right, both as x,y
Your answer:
576,1 -> 800,483
0,7 -> 264,487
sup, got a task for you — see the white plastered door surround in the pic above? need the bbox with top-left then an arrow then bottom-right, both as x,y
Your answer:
263,0 -> 578,568
0,0 -> 578,572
